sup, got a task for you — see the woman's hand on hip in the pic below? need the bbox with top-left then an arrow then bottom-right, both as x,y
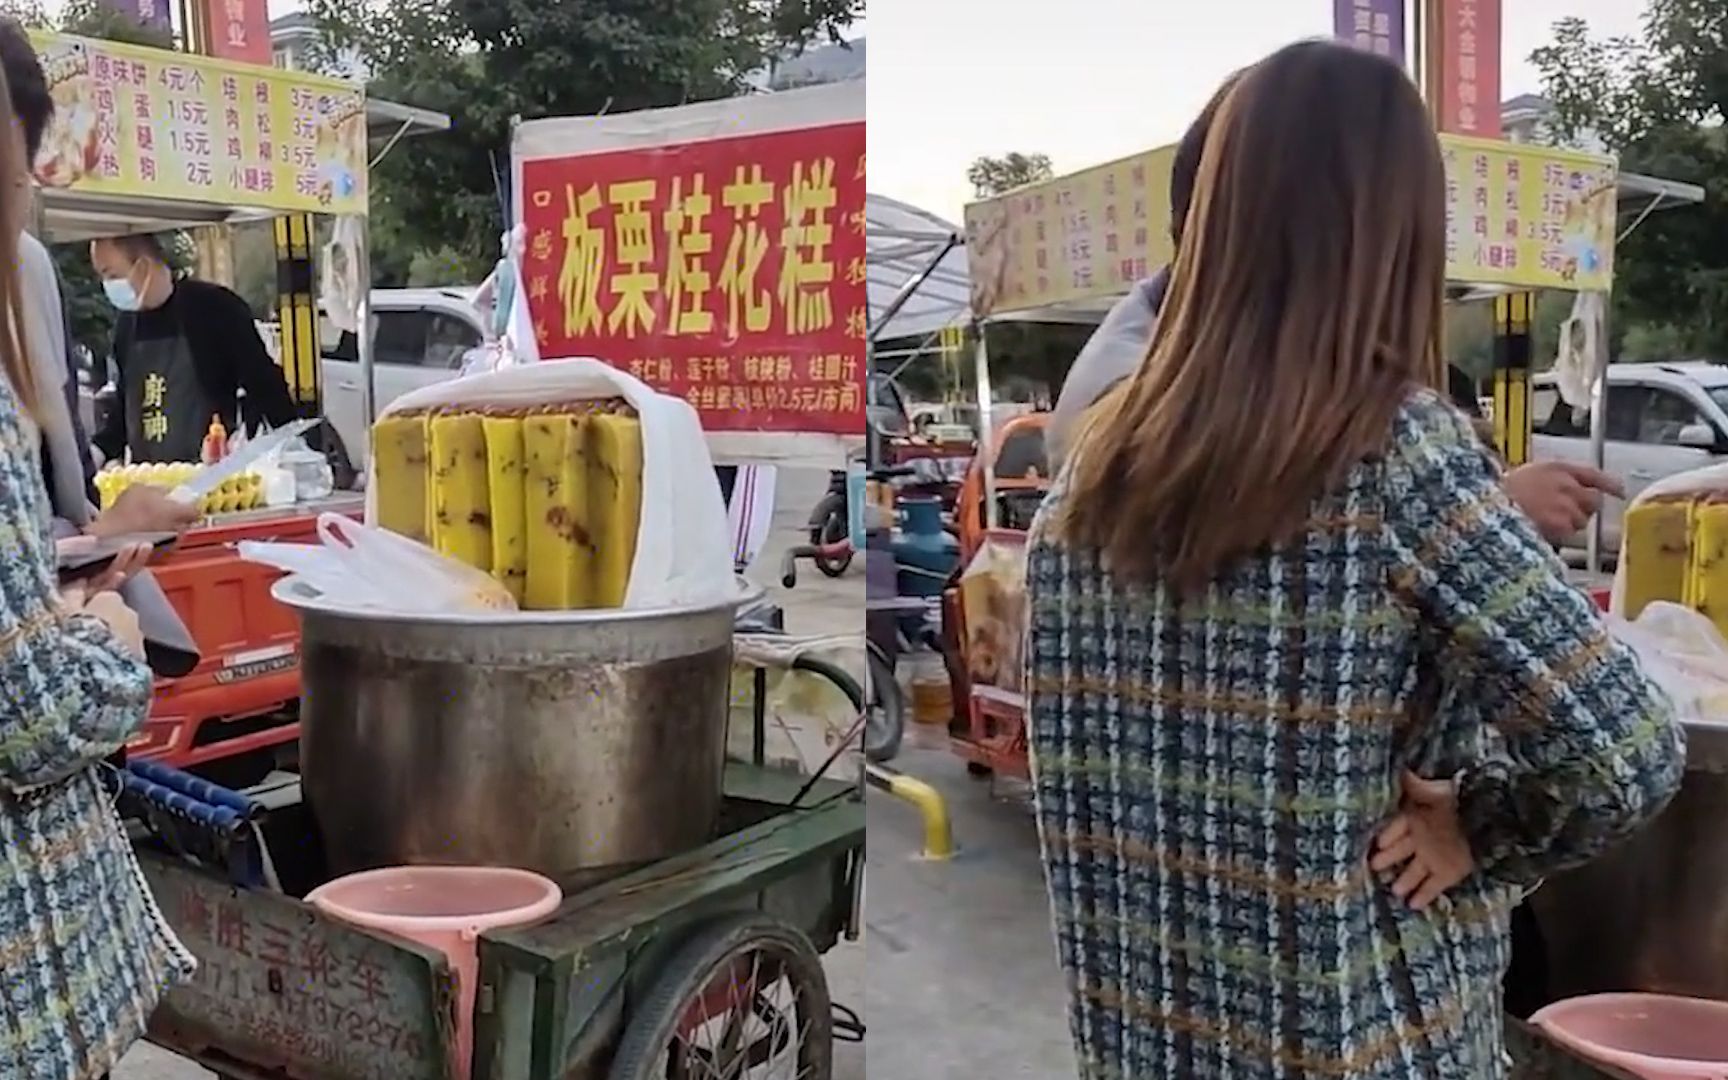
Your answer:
1370,770 -> 1475,911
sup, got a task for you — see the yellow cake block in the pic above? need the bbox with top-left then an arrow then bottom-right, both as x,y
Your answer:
1687,499 -> 1728,640
1622,498 -> 1694,621
586,412 -> 644,609
429,412 -> 493,572
522,412 -> 596,610
372,413 -> 432,542
482,414 -> 529,603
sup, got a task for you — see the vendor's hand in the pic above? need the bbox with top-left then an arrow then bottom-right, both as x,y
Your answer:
1370,771 -> 1475,911
1502,461 -> 1624,545
59,583 -> 145,658
55,535 -> 153,594
88,483 -> 201,538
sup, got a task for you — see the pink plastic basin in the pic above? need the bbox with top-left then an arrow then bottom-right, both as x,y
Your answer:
306,865 -> 562,1079
1533,993 -> 1728,1080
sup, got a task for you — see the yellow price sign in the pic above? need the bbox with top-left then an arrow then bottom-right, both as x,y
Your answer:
31,32 -> 368,217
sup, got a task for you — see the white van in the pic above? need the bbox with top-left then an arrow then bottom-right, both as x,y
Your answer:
316,288 -> 488,467
1532,361 -> 1728,555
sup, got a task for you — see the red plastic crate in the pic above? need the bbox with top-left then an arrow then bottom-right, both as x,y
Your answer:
127,499 -> 361,769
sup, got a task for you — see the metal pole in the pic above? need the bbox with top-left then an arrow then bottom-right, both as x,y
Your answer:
355,216 -> 376,428
869,234 -> 959,343
974,326 -> 997,529
1587,293 -> 1610,575
865,333 -> 882,470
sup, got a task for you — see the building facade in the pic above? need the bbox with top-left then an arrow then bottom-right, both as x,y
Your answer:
268,11 -> 364,78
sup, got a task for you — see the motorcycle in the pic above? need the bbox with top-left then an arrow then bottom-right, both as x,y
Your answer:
805,468 -> 853,578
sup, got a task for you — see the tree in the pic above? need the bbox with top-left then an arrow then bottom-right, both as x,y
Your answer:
1532,2 -> 1728,357
966,152 -> 1054,199
307,0 -> 861,285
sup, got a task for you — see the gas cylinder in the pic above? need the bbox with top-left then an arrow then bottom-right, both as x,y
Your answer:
891,497 -> 960,598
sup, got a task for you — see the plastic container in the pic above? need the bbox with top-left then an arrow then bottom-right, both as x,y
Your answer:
1532,993 -> 1728,1080
906,651 -> 951,749
306,865 -> 562,1078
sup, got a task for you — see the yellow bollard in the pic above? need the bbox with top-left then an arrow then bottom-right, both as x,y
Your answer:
865,763 -> 955,861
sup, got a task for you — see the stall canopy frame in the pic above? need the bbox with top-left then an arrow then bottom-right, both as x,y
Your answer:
866,193 -> 971,345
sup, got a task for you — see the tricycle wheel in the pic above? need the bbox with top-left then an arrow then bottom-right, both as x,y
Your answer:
864,644 -> 904,763
608,913 -> 833,1080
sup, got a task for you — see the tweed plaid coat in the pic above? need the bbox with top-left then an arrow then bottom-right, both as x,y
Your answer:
0,381 -> 194,1080
1026,390 -> 1685,1079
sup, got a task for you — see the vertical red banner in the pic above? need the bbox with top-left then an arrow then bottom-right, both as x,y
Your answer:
1435,0 -> 1501,137
200,0 -> 271,67
518,122 -> 867,436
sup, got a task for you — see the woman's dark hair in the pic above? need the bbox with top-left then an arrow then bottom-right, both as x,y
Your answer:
1168,71 -> 1242,249
1061,40 -> 1447,589
0,18 -> 51,161
0,60 -> 37,413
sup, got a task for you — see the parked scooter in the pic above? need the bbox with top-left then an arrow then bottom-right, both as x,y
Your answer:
806,469 -> 853,577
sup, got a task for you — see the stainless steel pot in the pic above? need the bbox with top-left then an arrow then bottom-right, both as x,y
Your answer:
1529,718 -> 1728,1001
277,581 -> 756,888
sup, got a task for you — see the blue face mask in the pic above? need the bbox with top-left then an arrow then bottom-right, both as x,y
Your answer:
103,276 -> 141,312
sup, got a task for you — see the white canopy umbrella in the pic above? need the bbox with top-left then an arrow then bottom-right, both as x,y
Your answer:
867,193 -> 971,342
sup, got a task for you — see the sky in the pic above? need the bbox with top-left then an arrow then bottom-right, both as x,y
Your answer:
866,0 -> 1647,223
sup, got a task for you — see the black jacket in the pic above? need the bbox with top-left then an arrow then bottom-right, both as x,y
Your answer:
94,278 -> 298,462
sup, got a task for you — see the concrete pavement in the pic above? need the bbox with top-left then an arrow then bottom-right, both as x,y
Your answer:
864,745 -> 1075,1079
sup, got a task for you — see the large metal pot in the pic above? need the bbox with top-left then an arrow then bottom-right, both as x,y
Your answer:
277,581 -> 753,888
1529,718 -> 1728,1001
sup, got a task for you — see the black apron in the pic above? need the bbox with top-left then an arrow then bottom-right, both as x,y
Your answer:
123,326 -> 217,464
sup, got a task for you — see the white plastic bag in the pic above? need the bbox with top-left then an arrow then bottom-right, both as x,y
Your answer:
321,215 -> 365,336
368,358 -> 734,611
239,513 -> 517,614
1552,290 -> 1606,412
731,633 -> 866,771
1608,600 -> 1728,726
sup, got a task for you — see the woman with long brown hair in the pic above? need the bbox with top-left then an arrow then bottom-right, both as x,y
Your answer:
0,64 -> 194,1079
1028,41 -> 1684,1078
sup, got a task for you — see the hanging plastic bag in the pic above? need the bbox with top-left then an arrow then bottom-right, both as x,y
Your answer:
1552,290 -> 1606,412
958,533 -> 1029,695
467,225 -> 539,373
239,513 -> 517,614
321,215 -> 365,336
368,358 -> 733,611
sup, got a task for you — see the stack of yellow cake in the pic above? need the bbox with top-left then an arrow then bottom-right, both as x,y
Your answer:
1621,495 -> 1728,636
371,401 -> 644,610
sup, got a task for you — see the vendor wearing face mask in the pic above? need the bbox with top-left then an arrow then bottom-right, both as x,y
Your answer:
89,233 -> 299,465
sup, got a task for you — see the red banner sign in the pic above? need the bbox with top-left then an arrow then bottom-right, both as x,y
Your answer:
1435,0 -> 1501,137
519,123 -> 867,436
199,0 -> 271,67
